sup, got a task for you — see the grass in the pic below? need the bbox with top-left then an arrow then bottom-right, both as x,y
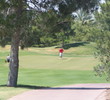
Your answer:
0,87 -> 28,100
19,55 -> 98,70
18,69 -> 108,87
0,42 -> 109,100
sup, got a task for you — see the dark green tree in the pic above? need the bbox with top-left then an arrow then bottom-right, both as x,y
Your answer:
93,1 -> 110,80
0,0 -> 34,87
33,0 -> 100,47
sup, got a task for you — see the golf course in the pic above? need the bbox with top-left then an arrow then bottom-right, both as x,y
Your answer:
0,42 -> 109,100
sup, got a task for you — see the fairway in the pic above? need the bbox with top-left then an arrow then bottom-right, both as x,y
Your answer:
20,55 -> 98,70
17,50 -> 107,87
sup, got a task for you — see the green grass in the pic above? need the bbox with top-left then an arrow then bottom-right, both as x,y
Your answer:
0,68 -> 108,100
19,55 -> 98,70
0,42 -> 109,100
0,87 -> 28,100
18,69 -> 108,87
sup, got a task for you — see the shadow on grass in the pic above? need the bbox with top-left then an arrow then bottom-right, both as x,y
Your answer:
63,42 -> 88,49
15,85 -> 110,90
47,87 -> 110,90
0,84 -> 110,90
0,84 -> 50,89
56,42 -> 89,49
15,86 -> 110,90
17,84 -> 50,89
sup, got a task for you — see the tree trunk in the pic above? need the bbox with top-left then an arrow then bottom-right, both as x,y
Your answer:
7,29 -> 20,87
7,0 -> 23,87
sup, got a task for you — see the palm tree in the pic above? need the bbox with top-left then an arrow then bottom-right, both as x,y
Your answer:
73,8 -> 95,24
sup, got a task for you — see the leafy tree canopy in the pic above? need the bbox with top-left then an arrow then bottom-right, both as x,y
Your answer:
93,1 -> 110,80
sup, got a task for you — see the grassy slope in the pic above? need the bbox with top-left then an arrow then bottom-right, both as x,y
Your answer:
0,42 -> 109,100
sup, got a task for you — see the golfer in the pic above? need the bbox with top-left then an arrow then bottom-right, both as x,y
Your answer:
5,55 -> 10,63
59,48 -> 64,58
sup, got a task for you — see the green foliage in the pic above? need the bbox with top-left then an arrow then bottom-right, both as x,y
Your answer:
59,0 -> 99,15
0,0 -> 100,47
93,1 -> 110,80
72,21 -> 95,42
0,0 -> 34,47
32,9 -> 73,47
28,0 -> 99,47
71,8 -> 96,42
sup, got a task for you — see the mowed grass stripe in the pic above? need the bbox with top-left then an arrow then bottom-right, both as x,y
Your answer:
18,69 -> 109,87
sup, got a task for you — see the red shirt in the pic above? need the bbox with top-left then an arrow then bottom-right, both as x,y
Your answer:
59,49 -> 64,53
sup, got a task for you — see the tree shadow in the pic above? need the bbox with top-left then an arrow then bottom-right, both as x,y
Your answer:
0,84 -> 50,89
63,42 -> 88,49
17,84 -> 50,89
0,84 -> 110,90
46,87 -> 110,90
55,42 -> 88,49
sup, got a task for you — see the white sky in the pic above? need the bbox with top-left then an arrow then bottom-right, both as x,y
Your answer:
100,0 -> 105,3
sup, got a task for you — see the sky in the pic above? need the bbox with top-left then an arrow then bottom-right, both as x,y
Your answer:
100,0 -> 105,3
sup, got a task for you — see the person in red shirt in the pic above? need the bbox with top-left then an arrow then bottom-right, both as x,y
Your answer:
59,48 -> 64,58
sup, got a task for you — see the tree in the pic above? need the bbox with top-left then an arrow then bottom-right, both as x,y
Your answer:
7,0 -> 24,87
73,8 -> 95,24
31,7 -> 73,47
0,0 -> 99,87
0,0 -> 61,87
0,1 -> 11,47
71,8 -> 96,42
0,0 -> 34,87
33,0 -> 99,47
93,1 -> 110,80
